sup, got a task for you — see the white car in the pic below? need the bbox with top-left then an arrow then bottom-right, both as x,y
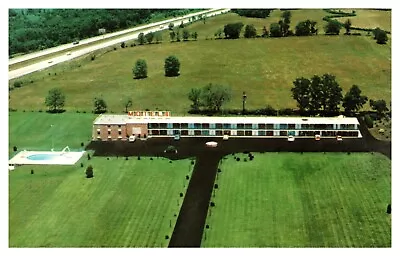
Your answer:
315,134 -> 321,141
223,135 -> 229,140
336,135 -> 343,141
287,136 -> 295,142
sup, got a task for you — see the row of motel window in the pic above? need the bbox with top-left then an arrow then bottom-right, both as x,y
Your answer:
147,123 -> 358,130
147,130 -> 359,137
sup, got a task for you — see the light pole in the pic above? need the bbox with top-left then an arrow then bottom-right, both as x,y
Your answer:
50,124 -> 54,150
242,91 -> 247,114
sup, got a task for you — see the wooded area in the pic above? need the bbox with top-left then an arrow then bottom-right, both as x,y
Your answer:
9,9 -> 201,56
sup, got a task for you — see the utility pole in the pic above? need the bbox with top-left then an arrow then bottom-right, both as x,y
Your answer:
242,91 -> 247,114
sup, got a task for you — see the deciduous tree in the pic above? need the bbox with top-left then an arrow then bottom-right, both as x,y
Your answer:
45,88 -> 66,112
223,22 -> 244,39
344,19 -> 352,35
342,85 -> 368,115
324,20 -> 342,35
201,83 -> 232,112
93,97 -> 107,114
244,24 -> 257,38
370,99 -> 388,117
145,32 -> 154,44
164,55 -> 180,77
188,88 -> 202,111
123,97 -> 133,113
291,77 -> 311,113
133,59 -> 148,79
138,32 -> 145,45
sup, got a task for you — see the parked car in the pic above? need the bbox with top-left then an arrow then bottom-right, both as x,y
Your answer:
336,135 -> 343,141
223,135 -> 229,140
73,41 -> 79,45
287,136 -> 295,142
315,134 -> 321,141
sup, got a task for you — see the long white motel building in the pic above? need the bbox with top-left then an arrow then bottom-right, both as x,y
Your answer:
92,110 -> 362,141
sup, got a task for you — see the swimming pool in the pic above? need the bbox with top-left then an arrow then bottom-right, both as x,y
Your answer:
9,150 -> 85,165
27,154 -> 59,161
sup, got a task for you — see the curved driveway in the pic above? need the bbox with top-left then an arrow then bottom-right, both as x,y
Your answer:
9,8 -> 230,80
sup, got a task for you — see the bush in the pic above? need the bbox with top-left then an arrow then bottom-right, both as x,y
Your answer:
179,192 -> 183,197
91,55 -> 96,61
364,114 -> 374,128
31,169 -> 34,174
210,202 -> 215,207
86,165 -> 94,178
14,81 -> 22,88
80,163 -> 83,167
137,156 -> 141,160
13,146 -> 17,152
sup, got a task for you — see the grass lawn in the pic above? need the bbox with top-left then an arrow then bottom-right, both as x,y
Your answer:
335,9 -> 391,32
9,157 -> 192,247
202,152 -> 391,247
8,112 -> 96,156
9,10 -> 391,115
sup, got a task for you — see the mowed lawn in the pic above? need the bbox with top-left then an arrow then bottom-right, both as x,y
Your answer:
9,10 -> 391,115
202,152 -> 391,247
9,157 -> 192,247
8,112 -> 95,156
335,9 -> 391,32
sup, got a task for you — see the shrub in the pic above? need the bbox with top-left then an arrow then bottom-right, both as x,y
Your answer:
14,81 -> 22,88
214,184 -> 218,189
80,163 -> 84,167
86,165 -> 94,178
13,146 -> 17,152
179,192 -> 183,197
125,157 -> 128,160
387,204 -> 391,214
31,169 -> 34,174
210,202 -> 215,207
205,224 -> 210,229
138,156 -> 141,160
165,235 -> 169,239
80,142 -> 84,147
91,55 -> 96,61
87,154 -> 91,160
364,114 -> 374,128
186,175 -> 189,180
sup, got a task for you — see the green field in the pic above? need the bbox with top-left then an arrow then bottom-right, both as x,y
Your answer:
8,112 -> 95,155
9,10 -> 391,115
9,157 -> 192,247
202,152 -> 391,247
335,9 -> 391,31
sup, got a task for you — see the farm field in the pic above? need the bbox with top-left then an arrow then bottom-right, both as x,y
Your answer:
9,157 -> 192,247
202,152 -> 391,247
9,9 -> 391,115
335,9 -> 391,32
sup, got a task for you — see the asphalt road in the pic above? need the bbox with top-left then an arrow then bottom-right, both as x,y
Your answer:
8,8 -> 230,80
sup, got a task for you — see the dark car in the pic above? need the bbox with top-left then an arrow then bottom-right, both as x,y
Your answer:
73,41 -> 79,45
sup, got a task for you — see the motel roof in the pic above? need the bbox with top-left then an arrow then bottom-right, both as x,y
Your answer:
93,114 -> 360,125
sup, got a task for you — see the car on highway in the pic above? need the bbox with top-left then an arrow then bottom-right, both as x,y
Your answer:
48,60 -> 53,63
72,41 -> 79,45
66,52 -> 72,55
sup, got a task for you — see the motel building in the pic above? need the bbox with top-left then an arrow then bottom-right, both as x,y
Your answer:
92,111 -> 362,141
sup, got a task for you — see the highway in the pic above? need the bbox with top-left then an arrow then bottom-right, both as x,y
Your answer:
9,8 -> 230,80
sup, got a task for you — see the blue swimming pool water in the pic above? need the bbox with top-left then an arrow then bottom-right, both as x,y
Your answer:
27,154 -> 58,161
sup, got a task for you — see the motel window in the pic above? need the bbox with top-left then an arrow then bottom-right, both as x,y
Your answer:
97,131 -> 100,135
149,123 -> 160,129
258,130 -> 266,136
279,131 -> 287,136
160,123 -> 167,129
279,124 -> 288,129
216,123 -> 223,129
194,123 -> 201,129
223,123 -> 231,129
202,130 -> 209,136
181,123 -> 188,129
301,124 -> 309,129
108,131 -> 111,135
167,123 -> 173,129
118,131 -> 122,135
173,123 -> 180,129
107,125 -> 111,128
245,131 -> 252,136
160,130 -> 167,135
181,130 -> 188,135
202,123 -> 210,129
209,123 -> 216,129
244,124 -> 252,129
266,124 -> 274,129
188,123 -> 194,129
237,131 -> 245,136
152,130 -> 160,135
258,124 -> 266,129
237,124 -> 244,129
288,124 -> 295,129
194,130 -> 201,136
326,124 -> 334,130
118,125 -> 121,128
216,130 -> 223,136
173,130 -> 180,135
266,131 -> 274,136
223,130 -> 231,135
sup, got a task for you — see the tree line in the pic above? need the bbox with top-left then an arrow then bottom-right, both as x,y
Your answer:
9,8 -> 201,56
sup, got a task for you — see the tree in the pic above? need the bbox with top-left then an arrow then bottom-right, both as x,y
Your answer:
168,22 -> 174,30
155,31 -> 162,43
344,19 -> 352,35
123,96 -> 133,113
262,26 -> 269,37
322,73 -> 343,114
191,31 -> 198,40
93,97 -> 107,114
291,77 -> 311,113
133,59 -> 148,79
370,99 -> 388,117
282,10 -> 291,25
182,29 -> 190,41
120,42 -> 126,48
295,20 -> 311,36
214,28 -> 223,39
45,88 -> 66,112
280,11 -> 291,36
179,21 -> 184,28
145,32 -> 154,44
176,29 -> 181,42
169,30 -> 176,41
201,83 -> 232,112
188,88 -> 202,111
324,20 -> 342,35
244,24 -> 257,38
269,23 -> 282,37
223,22 -> 244,39
86,165 -> 94,178
373,28 -> 388,44
164,55 -> 180,77
231,9 -> 273,18
138,32 -> 145,45
342,85 -> 368,115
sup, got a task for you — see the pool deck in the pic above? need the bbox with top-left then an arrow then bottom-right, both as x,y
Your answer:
9,150 -> 85,165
